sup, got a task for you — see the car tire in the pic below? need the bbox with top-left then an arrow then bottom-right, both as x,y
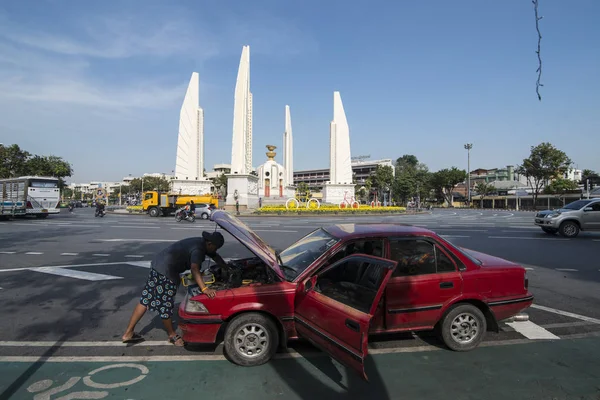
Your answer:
559,221 -> 580,238
541,227 -> 557,235
439,303 -> 487,352
148,207 -> 160,217
224,313 -> 279,367
201,212 -> 209,220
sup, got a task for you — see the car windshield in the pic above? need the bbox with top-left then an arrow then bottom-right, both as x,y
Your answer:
562,200 -> 593,210
278,228 -> 339,281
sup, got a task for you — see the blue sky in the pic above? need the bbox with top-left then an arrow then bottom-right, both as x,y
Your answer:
0,0 -> 598,183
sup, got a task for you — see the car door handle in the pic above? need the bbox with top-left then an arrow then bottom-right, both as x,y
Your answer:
440,281 -> 453,289
345,319 -> 360,332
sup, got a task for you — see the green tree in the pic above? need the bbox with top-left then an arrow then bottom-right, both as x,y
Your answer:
129,176 -> 171,192
429,167 -> 467,206
24,155 -> 73,187
295,182 -> 310,201
61,187 -> 73,199
475,182 -> 495,208
0,144 -> 30,178
544,177 -> 579,195
517,142 -> 572,205
210,173 -> 228,197
393,155 -> 430,205
371,165 -> 395,202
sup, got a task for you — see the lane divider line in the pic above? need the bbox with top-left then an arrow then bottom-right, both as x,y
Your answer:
531,304 -> 600,325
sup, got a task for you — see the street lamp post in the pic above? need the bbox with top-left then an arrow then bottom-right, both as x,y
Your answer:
464,143 -> 473,207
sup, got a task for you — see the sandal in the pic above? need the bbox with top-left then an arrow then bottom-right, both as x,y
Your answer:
169,334 -> 185,347
122,332 -> 145,344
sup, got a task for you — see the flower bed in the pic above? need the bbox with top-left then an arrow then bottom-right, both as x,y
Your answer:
254,205 -> 406,215
126,205 -> 145,214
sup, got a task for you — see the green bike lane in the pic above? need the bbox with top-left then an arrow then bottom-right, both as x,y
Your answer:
2,337 -> 600,400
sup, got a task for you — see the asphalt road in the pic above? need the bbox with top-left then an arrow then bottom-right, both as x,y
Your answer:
1,208 -> 600,399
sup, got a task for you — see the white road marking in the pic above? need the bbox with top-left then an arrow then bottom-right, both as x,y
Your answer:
0,337 -> 539,363
531,304 -> 600,324
0,251 -> 16,254
524,267 -> 535,270
98,239 -> 177,242
60,253 -> 79,256
32,267 -> 123,281
110,225 -> 160,229
488,236 -> 569,241
92,253 -> 110,257
505,320 -> 560,340
127,261 -> 151,268
440,235 -> 471,238
593,240 -> 600,242
0,340 -> 170,347
253,229 -> 298,233
555,268 -> 578,272
25,252 -> 43,255
125,255 -> 144,258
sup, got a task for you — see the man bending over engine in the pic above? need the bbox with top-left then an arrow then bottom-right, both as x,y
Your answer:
121,231 -> 227,347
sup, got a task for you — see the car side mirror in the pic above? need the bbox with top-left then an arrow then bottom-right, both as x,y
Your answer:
583,207 -> 593,212
305,276 -> 317,292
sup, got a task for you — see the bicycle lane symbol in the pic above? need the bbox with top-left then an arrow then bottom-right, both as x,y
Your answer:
25,363 -> 149,400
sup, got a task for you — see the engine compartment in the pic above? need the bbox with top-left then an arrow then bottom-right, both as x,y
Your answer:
184,257 -> 277,296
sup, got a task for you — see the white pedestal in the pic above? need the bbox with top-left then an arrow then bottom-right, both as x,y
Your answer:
226,174 -> 259,210
323,183 -> 355,205
284,186 -> 296,199
171,179 -> 212,195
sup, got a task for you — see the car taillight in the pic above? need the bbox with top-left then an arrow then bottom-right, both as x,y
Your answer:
524,271 -> 529,289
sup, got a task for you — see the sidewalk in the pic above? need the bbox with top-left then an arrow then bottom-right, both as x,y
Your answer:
2,337 -> 599,399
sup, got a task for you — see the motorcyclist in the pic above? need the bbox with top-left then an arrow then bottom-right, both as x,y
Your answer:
96,200 -> 105,216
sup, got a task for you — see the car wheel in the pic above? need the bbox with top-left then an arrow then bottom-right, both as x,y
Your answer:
559,221 -> 579,238
541,227 -> 557,235
148,207 -> 160,217
201,212 -> 209,220
439,304 -> 486,352
224,313 -> 279,367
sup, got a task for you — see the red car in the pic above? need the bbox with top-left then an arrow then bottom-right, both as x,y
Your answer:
179,211 -> 533,379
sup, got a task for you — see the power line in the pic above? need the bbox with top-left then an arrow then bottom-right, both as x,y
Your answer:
533,0 -> 543,101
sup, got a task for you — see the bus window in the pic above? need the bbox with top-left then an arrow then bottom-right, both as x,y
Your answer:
30,180 -> 58,188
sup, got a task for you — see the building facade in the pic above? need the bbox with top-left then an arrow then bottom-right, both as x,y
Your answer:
294,159 -> 394,190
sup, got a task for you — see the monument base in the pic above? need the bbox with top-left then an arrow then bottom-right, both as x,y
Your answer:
171,179 -> 212,195
322,183 -> 355,205
284,186 -> 296,199
225,174 -> 259,211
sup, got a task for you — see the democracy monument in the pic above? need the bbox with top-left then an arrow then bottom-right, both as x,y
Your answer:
171,45 -> 355,210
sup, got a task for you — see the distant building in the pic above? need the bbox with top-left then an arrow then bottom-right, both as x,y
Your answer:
294,159 -> 394,190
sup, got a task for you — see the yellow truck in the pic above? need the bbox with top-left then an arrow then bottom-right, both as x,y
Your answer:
142,191 -> 219,217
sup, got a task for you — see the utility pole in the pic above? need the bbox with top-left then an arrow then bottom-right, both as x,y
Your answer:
464,143 -> 473,206
587,178 -> 590,199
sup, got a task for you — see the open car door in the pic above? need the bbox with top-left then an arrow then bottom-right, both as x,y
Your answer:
293,254 -> 397,381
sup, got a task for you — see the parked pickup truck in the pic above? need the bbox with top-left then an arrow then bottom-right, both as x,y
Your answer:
534,198 -> 600,237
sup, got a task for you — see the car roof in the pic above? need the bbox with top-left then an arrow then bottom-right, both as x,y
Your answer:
323,223 -> 437,239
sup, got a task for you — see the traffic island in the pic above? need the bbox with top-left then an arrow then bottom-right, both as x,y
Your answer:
253,205 -> 409,216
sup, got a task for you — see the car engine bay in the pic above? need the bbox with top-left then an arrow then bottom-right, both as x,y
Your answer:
183,257 -> 277,296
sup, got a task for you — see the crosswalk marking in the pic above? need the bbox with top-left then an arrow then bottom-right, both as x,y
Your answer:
505,320 -> 560,340
32,267 -> 123,281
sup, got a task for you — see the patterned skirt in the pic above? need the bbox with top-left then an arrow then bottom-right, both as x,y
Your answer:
139,268 -> 178,319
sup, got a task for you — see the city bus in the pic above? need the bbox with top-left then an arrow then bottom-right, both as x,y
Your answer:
0,176 -> 61,218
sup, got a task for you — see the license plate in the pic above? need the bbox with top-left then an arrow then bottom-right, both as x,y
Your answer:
41,209 -> 48,213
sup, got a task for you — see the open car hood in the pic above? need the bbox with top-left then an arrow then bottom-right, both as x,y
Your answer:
210,211 -> 284,279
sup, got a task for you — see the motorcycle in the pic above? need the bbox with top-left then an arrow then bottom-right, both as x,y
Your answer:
175,208 -> 195,223
94,208 -> 106,218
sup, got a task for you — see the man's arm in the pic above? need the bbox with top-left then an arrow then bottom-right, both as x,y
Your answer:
190,262 -> 216,299
209,253 -> 228,269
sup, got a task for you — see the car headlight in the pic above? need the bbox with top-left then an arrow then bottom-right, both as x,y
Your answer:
185,299 -> 209,314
